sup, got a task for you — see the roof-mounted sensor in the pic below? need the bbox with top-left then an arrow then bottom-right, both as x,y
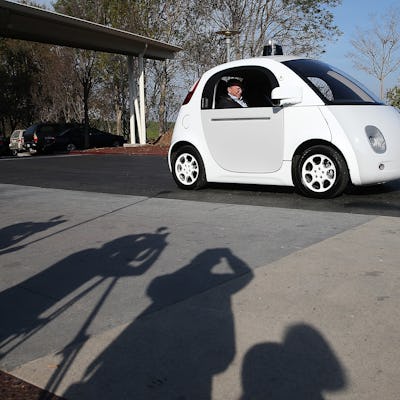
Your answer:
263,41 -> 283,56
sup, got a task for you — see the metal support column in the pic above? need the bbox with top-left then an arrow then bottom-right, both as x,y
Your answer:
127,55 -> 136,144
127,54 -> 146,145
138,54 -> 146,144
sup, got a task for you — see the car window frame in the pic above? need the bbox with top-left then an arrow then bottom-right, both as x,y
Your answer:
201,66 -> 279,110
283,59 -> 383,105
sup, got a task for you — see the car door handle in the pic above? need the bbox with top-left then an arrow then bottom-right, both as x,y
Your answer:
211,117 -> 271,121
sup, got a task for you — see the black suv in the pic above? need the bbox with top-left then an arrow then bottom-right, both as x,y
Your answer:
23,123 -> 72,154
0,135 -> 10,156
53,125 -> 125,151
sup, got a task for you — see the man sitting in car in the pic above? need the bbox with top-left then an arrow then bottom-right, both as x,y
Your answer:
216,78 -> 248,108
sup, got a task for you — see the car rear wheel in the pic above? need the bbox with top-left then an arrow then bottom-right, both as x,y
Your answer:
292,145 -> 349,198
172,146 -> 207,190
66,143 -> 76,152
11,149 -> 18,156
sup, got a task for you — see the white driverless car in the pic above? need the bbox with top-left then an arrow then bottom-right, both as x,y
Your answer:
168,56 -> 400,198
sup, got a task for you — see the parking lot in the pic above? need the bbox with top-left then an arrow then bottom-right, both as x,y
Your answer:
1,153 -> 399,399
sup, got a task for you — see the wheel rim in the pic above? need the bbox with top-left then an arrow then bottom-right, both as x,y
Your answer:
301,153 -> 337,193
175,152 -> 199,185
67,143 -> 76,151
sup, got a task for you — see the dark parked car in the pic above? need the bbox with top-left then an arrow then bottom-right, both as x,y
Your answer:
0,135 -> 10,156
23,123 -> 71,154
53,126 -> 125,151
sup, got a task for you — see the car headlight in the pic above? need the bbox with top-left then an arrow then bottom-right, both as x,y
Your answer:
365,125 -> 386,154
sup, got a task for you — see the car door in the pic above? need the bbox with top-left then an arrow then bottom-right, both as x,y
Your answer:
70,128 -> 85,148
10,131 -> 19,149
90,129 -> 107,147
200,66 -> 284,174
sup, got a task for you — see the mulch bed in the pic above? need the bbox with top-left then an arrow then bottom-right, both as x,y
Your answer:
0,370 -> 65,400
72,144 -> 169,156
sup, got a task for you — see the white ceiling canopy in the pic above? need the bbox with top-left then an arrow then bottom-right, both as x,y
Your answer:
0,0 -> 181,60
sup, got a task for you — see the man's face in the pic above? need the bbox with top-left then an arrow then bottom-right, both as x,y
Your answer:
227,84 -> 243,99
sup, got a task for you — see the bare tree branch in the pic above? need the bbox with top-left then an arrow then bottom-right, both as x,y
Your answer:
348,7 -> 400,98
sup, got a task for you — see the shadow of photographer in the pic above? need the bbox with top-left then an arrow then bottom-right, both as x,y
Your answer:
64,247 -> 253,400
240,323 -> 347,400
0,216 -> 67,255
0,227 -> 169,361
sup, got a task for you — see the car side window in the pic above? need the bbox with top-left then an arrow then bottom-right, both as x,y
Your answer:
201,66 -> 278,109
72,130 -> 82,139
308,77 -> 334,101
39,126 -> 56,135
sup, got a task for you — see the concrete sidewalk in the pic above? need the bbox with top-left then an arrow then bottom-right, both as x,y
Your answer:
1,184 -> 399,399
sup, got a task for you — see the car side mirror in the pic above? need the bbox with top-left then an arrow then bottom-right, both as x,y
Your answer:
271,86 -> 302,106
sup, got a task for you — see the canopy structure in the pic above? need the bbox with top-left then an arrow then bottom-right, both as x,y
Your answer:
0,0 -> 182,144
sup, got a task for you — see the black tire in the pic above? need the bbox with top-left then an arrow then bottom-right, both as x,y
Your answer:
171,146 -> 207,190
11,149 -> 18,157
292,145 -> 349,198
67,143 -> 77,152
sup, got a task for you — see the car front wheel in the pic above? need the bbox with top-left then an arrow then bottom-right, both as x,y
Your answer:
292,145 -> 349,198
66,143 -> 76,152
172,146 -> 207,190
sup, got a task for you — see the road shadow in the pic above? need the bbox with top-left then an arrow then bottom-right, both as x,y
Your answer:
240,323 -> 347,399
345,179 -> 400,195
0,216 -> 67,255
208,182 -> 296,195
0,228 -> 169,362
63,248 -> 253,400
209,179 -> 400,197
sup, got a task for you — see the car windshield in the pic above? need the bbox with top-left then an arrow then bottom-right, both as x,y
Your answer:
283,59 -> 383,105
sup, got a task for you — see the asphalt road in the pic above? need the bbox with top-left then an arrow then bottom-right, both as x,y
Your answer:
1,153 -> 399,217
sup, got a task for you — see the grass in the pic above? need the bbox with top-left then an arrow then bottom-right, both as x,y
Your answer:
146,121 -> 160,141
146,121 -> 173,142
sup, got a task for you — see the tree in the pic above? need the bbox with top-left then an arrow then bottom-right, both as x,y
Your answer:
31,46 -> 83,123
116,0 -> 190,134
186,0 -> 342,69
0,38 -> 81,135
348,7 -> 400,99
386,86 -> 400,108
53,1 -> 107,145
92,53 -> 129,136
0,39 -> 39,134
163,0 -> 343,131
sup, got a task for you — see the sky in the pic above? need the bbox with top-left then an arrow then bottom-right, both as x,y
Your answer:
320,0 -> 400,97
34,0 -> 400,98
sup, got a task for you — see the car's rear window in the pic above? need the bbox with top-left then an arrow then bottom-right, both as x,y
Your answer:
283,59 -> 383,105
38,126 -> 57,135
25,125 -> 36,135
